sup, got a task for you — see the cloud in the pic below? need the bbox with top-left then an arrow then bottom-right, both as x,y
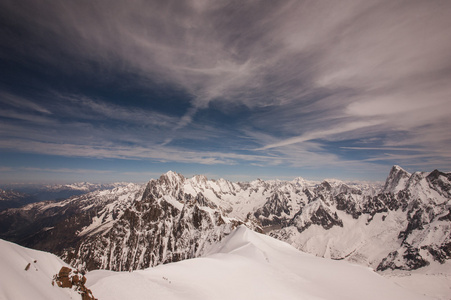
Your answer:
340,147 -> 426,152
0,166 -> 13,172
52,93 -> 179,127
19,167 -> 114,174
0,92 -> 52,114
1,0 -> 451,177
0,138 -> 274,166
258,120 -> 383,150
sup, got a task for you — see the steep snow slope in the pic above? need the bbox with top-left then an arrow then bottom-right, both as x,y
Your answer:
87,226 -> 433,300
0,239 -> 78,300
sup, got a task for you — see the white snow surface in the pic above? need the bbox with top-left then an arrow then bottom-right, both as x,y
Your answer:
0,239 -> 78,300
87,226 -> 433,300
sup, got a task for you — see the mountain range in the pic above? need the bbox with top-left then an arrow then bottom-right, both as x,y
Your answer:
0,165 -> 450,298
0,182 -> 133,211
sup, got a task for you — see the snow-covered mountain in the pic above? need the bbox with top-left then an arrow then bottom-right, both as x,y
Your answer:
0,188 -> 31,211
0,226 -> 435,300
31,182 -> 136,201
0,175 -> 261,271
268,165 -> 451,274
0,182 -> 135,211
0,166 -> 450,297
0,183 -> 145,255
65,172 -> 261,271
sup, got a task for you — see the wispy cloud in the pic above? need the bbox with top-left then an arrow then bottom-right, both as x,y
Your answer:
0,92 -> 52,114
1,0 -> 450,180
19,167 -> 114,174
258,121 -> 383,150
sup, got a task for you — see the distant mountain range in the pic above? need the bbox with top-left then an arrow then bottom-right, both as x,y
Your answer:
0,182 -> 134,211
0,166 -> 449,279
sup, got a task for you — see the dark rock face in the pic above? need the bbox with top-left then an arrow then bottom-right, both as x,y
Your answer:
254,191 -> 292,226
362,196 -> 388,216
334,193 -> 361,219
290,200 -> 343,233
427,170 -> 451,197
398,207 -> 426,241
377,247 -> 429,271
438,209 -> 451,221
423,245 -> 447,264
309,206 -> 343,230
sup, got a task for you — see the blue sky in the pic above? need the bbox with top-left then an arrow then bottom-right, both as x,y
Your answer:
1,0 -> 451,184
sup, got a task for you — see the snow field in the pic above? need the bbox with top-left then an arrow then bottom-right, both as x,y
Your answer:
0,239 -> 78,300
87,226 -> 432,300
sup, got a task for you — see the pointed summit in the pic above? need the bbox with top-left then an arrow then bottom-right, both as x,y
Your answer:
159,171 -> 185,187
383,165 -> 411,193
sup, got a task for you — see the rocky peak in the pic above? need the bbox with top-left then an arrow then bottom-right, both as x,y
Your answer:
191,175 -> 208,186
427,169 -> 451,197
336,183 -> 362,196
159,171 -> 185,187
142,171 -> 186,200
383,165 -> 411,193
291,177 -> 309,187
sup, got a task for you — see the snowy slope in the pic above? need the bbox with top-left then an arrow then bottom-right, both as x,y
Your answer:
0,239 -> 78,300
87,226 -> 433,300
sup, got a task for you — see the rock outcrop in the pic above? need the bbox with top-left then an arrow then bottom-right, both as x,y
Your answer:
53,266 -> 96,300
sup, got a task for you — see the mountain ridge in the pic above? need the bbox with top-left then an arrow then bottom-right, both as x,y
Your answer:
0,166 -> 449,279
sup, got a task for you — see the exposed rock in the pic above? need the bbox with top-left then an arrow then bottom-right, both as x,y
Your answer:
427,169 -> 451,197
438,208 -> 451,221
383,165 -> 411,193
377,247 -> 429,271
53,266 -> 96,300
254,191 -> 292,226
290,200 -> 343,233
423,245 -> 447,264
334,193 -> 361,219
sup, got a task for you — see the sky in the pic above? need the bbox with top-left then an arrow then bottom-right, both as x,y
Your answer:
1,0 -> 451,184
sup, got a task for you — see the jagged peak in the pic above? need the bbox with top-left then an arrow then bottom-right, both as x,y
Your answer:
291,177 -> 314,187
159,171 -> 185,185
427,169 -> 451,180
190,174 -> 209,185
317,180 -> 333,191
390,165 -> 410,175
383,165 -> 411,193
